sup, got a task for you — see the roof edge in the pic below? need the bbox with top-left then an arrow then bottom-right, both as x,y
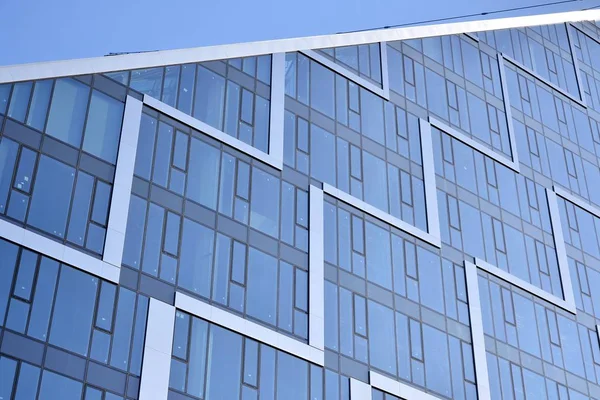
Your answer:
1,8 -> 599,84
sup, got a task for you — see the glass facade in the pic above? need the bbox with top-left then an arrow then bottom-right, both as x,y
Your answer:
3,15 -> 600,400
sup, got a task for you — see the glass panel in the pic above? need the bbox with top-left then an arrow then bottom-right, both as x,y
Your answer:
38,370 -> 82,400
249,168 -> 280,237
194,66 -> 226,130
28,156 -> 75,239
206,325 -> 243,399
46,78 -> 90,147
27,80 -> 53,131
49,267 -> 98,356
82,90 -> 124,163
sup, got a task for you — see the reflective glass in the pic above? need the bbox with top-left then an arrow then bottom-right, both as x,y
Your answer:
82,90 -> 124,163
49,267 -> 98,356
27,156 -> 75,239
38,371 -> 82,400
46,78 -> 90,147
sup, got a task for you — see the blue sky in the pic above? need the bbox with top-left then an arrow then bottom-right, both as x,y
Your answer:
0,0 -> 596,66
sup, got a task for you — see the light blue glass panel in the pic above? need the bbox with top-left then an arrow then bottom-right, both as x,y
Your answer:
254,95 -> 269,153
178,218 -> 214,298
82,90 -> 124,163
277,351 -> 309,400
162,65 -> 180,107
66,172 -> 94,246
27,257 -> 59,340
0,84 -> 11,114
38,370 -> 82,400
247,248 -> 277,325
187,317 -> 208,397
49,267 -> 98,356
0,356 -> 16,400
206,325 -> 242,399
423,324 -> 452,397
425,69 -> 448,120
194,66 -> 225,130
134,113 -> 157,180
250,168 -> 280,237
26,80 -> 53,131
187,138 -> 220,210
360,89 -> 385,144
46,78 -> 90,147
365,222 -> 392,289
110,288 -> 136,370
368,300 -> 397,375
417,247 -> 444,314
7,81 -> 32,122
310,61 -> 335,118
130,68 -> 163,98
28,156 -> 75,239
310,124 -> 336,186
0,138 -> 18,213
363,152 -> 389,212
14,363 -> 40,400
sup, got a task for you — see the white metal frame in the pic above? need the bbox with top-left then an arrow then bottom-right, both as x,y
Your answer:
428,116 -> 519,172
103,95 -> 143,269
464,260 -> 491,400
139,298 -> 176,400
175,292 -> 325,365
1,10 -> 599,84
300,44 -> 390,100
501,53 -> 587,108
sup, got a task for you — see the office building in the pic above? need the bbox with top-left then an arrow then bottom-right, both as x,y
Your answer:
1,8 -> 600,400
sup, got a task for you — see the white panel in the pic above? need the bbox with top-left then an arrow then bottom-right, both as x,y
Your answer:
300,50 -> 388,99
464,261 -> 491,400
380,42 -> 391,99
269,53 -> 286,168
175,292 -> 325,366
309,185 -> 325,351
322,183 -> 441,247
139,298 -> 176,400
419,119 -> 441,241
144,95 -> 282,170
350,378 -> 372,400
138,348 -> 172,400
103,95 -> 143,268
429,116 -> 518,172
502,53 -> 586,108
475,257 -> 576,314
553,185 -> 600,218
546,189 -> 577,312
2,10 -> 599,83
0,219 -> 119,283
566,23 -> 587,105
496,53 -> 520,168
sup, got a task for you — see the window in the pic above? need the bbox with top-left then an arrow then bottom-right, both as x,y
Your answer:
45,78 -> 90,147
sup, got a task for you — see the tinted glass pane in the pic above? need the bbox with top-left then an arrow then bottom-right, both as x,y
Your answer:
82,90 -> 124,163
250,168 -> 280,237
49,267 -> 98,356
247,248 -> 278,325
38,370 -> 82,400
28,156 -> 75,238
206,325 -> 242,399
194,67 -> 226,130
27,80 -> 53,131
46,78 -> 89,147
